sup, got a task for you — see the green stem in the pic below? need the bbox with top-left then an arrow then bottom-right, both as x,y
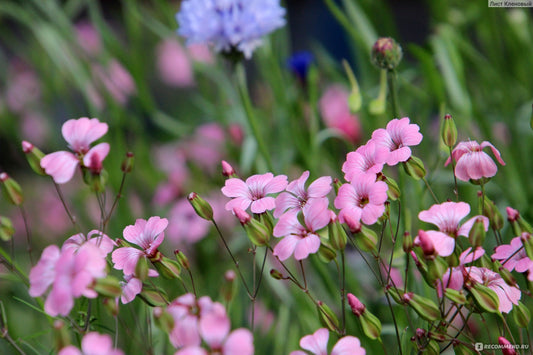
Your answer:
235,64 -> 274,172
387,69 -> 400,118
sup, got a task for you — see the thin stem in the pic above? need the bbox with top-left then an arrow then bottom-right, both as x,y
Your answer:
1,332 -> 27,355
340,251 -> 346,335
53,182 -> 78,229
187,268 -> 197,298
103,171 -> 128,230
387,69 -> 400,118
18,206 -> 34,265
422,177 -> 439,204
449,146 -> 459,201
0,247 -> 28,287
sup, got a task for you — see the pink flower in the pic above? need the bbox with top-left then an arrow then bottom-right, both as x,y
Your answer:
156,39 -> 195,87
290,328 -> 365,355
445,140 -> 505,181
112,217 -> 168,275
334,174 -> 388,225
222,173 -> 288,214
341,140 -> 388,181
319,85 -> 362,143
414,202 -> 489,257
274,170 -> 332,218
40,117 -> 109,184
273,199 -> 330,261
436,247 -> 485,296
184,123 -> 226,173
371,117 -> 423,166
58,332 -> 124,355
493,234 -> 533,280
29,243 -> 107,316
167,199 -> 210,246
467,267 -> 521,313
75,22 -> 102,57
92,60 -> 136,106
119,270 -> 158,304
62,230 -> 115,256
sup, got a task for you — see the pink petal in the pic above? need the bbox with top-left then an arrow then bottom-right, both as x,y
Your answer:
287,171 -> 309,196
294,234 -> 321,260
331,336 -> 365,355
58,346 -> 82,355
225,197 -> 252,212
386,146 -> 411,165
81,332 -> 114,354
304,198 -> 330,232
82,142 -> 110,170
62,117 -> 108,152
273,235 -> 300,261
300,328 -> 329,355
199,307 -> 230,349
111,247 -> 144,275
424,231 -> 455,257
458,216 -> 489,237
41,151 -> 79,184
264,174 -> 288,194
274,192 -> 300,218
307,175 -> 332,198
223,329 -> 254,355
481,141 -> 505,165
221,178 -> 249,198
121,277 -> 142,304
29,245 -> 61,297
250,196 -> 276,213
361,204 -> 385,225
273,211 -> 301,238
175,347 -> 208,355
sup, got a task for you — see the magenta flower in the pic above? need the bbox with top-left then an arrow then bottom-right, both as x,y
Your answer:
414,202 -> 489,257
58,332 -> 124,355
273,198 -> 330,261
290,328 -> 365,355
493,234 -> 533,280
334,174 -> 388,225
467,266 -> 521,313
274,170 -> 332,218
222,173 -> 288,214
445,140 -> 505,181
29,243 -> 107,316
112,216 -> 168,275
341,141 -> 388,182
40,117 -> 109,184
371,117 -> 423,166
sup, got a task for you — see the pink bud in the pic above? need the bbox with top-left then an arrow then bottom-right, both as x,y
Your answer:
221,160 -> 235,177
410,251 -> 420,267
225,270 -> 236,281
22,140 -> 34,153
329,210 -> 337,223
507,207 -> 520,222
415,328 -> 426,339
343,213 -> 361,233
233,207 -> 251,225
417,230 -> 435,258
228,123 -> 244,146
347,293 -> 365,316
498,336 -> 517,355
0,172 -> 7,182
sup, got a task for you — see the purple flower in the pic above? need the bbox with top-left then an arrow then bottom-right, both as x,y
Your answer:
176,0 -> 286,59
287,51 -> 314,82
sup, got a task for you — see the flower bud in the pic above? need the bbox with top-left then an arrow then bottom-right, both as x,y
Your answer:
270,269 -> 284,280
152,255 -> 181,279
417,230 -> 436,259
342,60 -> 362,113
135,255 -> 149,281
371,37 -> 403,70
518,216 -> 533,234
347,293 -> 365,317
403,156 -> 426,180
359,310 -> 382,340
0,173 -> 24,206
452,342 -> 473,355
498,337 -> 517,355
428,331 -> 446,342
468,217 -> 486,248
355,226 -> 377,252
221,270 -> 237,303
377,173 -> 400,200
221,160 -> 237,178
121,152 -> 134,173
318,243 -> 337,263
520,232 -> 533,260
21,141 -> 46,176
498,266 -> 517,287
174,250 -> 190,270
386,286 -> 404,305
187,192 -> 214,220
333,178 -> 342,195
402,232 -> 413,253
441,114 -> 457,148
82,167 -> 108,192
317,301 -> 339,332
403,292 -> 440,321
329,219 -> 347,251
425,340 -> 440,355
102,297 -> 119,316
343,213 -> 362,234
53,320 -> 71,350
0,217 -> 14,242
483,198 -> 504,230
443,288 -> 466,305
427,257 -> 449,284
139,286 -> 168,307
468,283 -> 500,313
511,301 -> 530,328
153,307 -> 175,334
93,277 -> 122,298
239,215 -> 271,247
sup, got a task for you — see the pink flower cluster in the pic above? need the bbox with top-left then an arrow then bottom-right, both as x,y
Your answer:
493,232 -> 533,281
58,332 -> 123,355
29,231 -> 113,316
166,293 -> 253,354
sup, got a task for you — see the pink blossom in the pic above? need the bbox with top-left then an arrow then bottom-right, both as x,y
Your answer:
436,247 -> 485,296
58,332 -> 124,355
187,44 -> 214,64
274,170 -> 332,218
156,39 -> 195,87
467,266 -> 521,313
91,60 -> 136,107
493,234 -> 533,280
29,243 -> 107,316
40,117 -> 109,184
6,62 -> 41,113
111,217 -> 168,275
445,140 -> 505,181
319,85 -> 362,143
75,22 -> 102,57
62,230 -> 115,256
167,199 -> 210,246
273,199 -> 330,261
334,174 -> 388,225
414,202 -> 489,257
119,270 -> 158,304
290,328 -> 365,355
371,117 -> 423,166
184,123 -> 226,173
222,173 -> 288,214
341,140 -> 388,181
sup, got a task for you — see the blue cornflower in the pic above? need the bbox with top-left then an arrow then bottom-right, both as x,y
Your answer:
287,51 -> 314,82
176,0 -> 286,59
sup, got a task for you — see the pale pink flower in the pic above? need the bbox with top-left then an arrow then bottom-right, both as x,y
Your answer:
29,243 -> 107,316
319,85 -> 362,143
371,117 -> 423,166
75,22 -> 102,57
334,174 -> 388,225
493,234 -> 533,280
222,173 -> 288,214
6,62 -> 41,113
414,202 -> 489,257
91,60 -> 136,106
58,332 -> 124,355
111,217 -> 168,275
227,123 -> 244,147
467,266 -> 521,313
62,230 -> 115,256
40,117 -> 109,184
167,199 -> 210,246
184,123 -> 226,173
436,247 -> 485,296
157,39 -> 194,87
273,199 -> 330,261
341,140 -> 388,181
445,140 -> 505,181
290,328 -> 365,355
120,269 -> 158,304
274,170 -> 332,218
187,44 -> 214,64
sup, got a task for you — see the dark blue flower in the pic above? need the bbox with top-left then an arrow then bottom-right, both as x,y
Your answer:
287,51 -> 314,81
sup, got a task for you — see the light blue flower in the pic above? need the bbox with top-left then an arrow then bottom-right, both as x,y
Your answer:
176,0 -> 286,59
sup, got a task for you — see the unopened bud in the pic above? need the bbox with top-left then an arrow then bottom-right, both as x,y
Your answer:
93,277 -> 122,298
403,292 -> 440,321
511,301 -> 530,328
342,60 -> 362,113
483,198 -> 504,230
356,226 -> 377,252
347,293 -> 365,316
468,217 -> 486,248
135,256 -> 149,281
371,37 -> 403,70
102,297 -> 119,316
428,331 -> 446,342
441,114 -> 457,148
359,308 -> 382,340
121,152 -> 134,173
82,167 -> 108,192
402,232 -> 413,253
0,173 -> 24,206
520,232 -> 533,260
498,337 -> 517,355
139,286 -> 168,307
21,141 -> 46,175
53,320 -> 70,350
333,178 -> 342,195
378,174 -> 400,200
318,243 -> 337,263
270,269 -> 284,280
187,192 -> 214,220
427,257 -> 449,284
444,288 -> 466,305
240,215 -> 271,247
221,160 -> 236,178
453,342 -> 473,355
417,230 -> 435,259
329,220 -> 347,251
0,217 -> 14,242
317,301 -> 339,332
468,283 -> 500,313
343,214 -> 362,234
386,286 -> 404,305
498,266 -> 517,287
174,250 -> 190,270
152,255 -> 181,279
403,156 -> 426,180
153,307 -> 175,334
221,270 -> 237,303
